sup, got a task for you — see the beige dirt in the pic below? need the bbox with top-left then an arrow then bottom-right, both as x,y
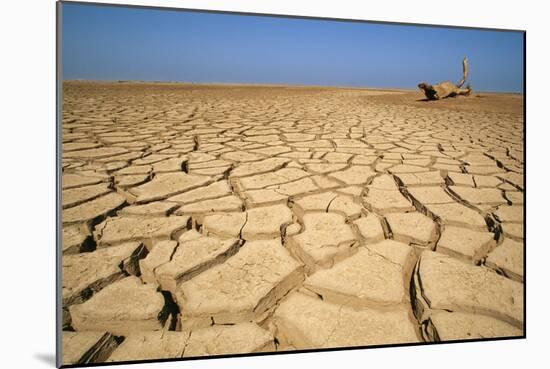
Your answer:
61,81 -> 524,365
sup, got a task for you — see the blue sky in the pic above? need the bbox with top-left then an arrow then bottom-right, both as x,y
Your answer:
61,3 -> 524,92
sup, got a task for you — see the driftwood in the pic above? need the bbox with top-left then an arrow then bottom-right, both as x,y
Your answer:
418,57 -> 472,100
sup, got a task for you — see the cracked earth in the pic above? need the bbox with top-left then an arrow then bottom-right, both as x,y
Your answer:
61,82 -> 524,365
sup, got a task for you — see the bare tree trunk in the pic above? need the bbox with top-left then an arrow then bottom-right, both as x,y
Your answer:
456,57 -> 468,88
417,57 -> 472,100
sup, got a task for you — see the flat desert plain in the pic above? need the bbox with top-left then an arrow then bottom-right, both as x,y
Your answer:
60,81 -> 524,365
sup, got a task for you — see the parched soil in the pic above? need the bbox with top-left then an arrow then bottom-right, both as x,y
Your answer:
60,81 -> 524,365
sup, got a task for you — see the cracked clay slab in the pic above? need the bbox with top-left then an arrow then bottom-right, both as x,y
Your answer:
175,239 -> 304,328
274,292 -> 420,349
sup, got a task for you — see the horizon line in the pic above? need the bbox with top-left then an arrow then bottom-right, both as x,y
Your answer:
62,79 -> 523,94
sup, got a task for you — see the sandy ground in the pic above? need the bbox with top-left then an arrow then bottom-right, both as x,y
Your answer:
60,81 -> 524,365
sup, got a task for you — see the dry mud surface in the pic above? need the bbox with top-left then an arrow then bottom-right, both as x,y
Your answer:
60,81 -> 524,365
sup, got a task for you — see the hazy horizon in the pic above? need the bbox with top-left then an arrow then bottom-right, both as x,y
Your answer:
61,79 -> 524,94
61,3 -> 524,93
